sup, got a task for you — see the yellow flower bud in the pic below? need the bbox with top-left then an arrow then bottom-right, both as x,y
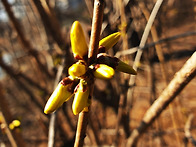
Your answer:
9,120 -> 21,130
70,21 -> 88,59
68,61 -> 86,78
72,80 -> 90,115
93,64 -> 115,80
9,123 -> 15,130
116,60 -> 137,75
99,32 -> 121,52
44,78 -> 75,114
12,120 -> 21,127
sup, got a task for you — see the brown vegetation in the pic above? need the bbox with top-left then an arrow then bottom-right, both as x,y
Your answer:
0,0 -> 196,146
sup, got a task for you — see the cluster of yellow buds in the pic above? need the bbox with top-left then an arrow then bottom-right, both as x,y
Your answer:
9,120 -> 21,130
44,21 -> 136,115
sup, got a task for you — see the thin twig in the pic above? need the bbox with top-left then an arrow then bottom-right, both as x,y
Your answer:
134,0 -> 163,59
114,0 -> 130,145
184,114 -> 196,146
74,1 -> 104,147
184,114 -> 194,139
126,0 -> 164,123
0,112 -> 17,147
0,85 -> 26,147
115,31 -> 196,58
126,51 -> 196,146
48,112 -> 56,147
139,2 -> 181,146
48,66 -> 64,147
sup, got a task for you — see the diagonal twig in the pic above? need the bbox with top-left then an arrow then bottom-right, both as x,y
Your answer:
138,1 -> 181,145
48,65 -> 64,147
0,84 -> 26,147
115,31 -> 196,58
0,112 -> 17,147
126,0 -> 164,123
184,114 -> 196,146
126,51 -> 196,146
123,2 -> 165,144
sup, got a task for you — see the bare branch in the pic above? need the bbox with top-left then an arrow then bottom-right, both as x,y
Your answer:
126,0 -> 164,111
139,2 -> 181,145
126,51 -> 196,146
115,31 -> 196,58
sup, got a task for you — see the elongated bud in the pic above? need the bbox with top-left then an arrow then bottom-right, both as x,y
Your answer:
99,32 -> 121,52
70,21 -> 88,59
93,64 -> 115,80
97,53 -> 137,75
44,77 -> 76,114
72,80 -> 90,115
116,61 -> 137,75
68,61 -> 86,78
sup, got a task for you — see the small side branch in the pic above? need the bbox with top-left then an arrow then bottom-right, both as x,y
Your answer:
126,0 -> 164,113
184,114 -> 196,146
48,66 -> 64,147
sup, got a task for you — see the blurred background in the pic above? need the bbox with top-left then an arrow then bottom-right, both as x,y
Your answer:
0,0 -> 196,146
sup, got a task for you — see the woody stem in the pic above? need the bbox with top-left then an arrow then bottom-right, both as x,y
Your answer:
88,0 -> 104,65
74,0 -> 104,147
